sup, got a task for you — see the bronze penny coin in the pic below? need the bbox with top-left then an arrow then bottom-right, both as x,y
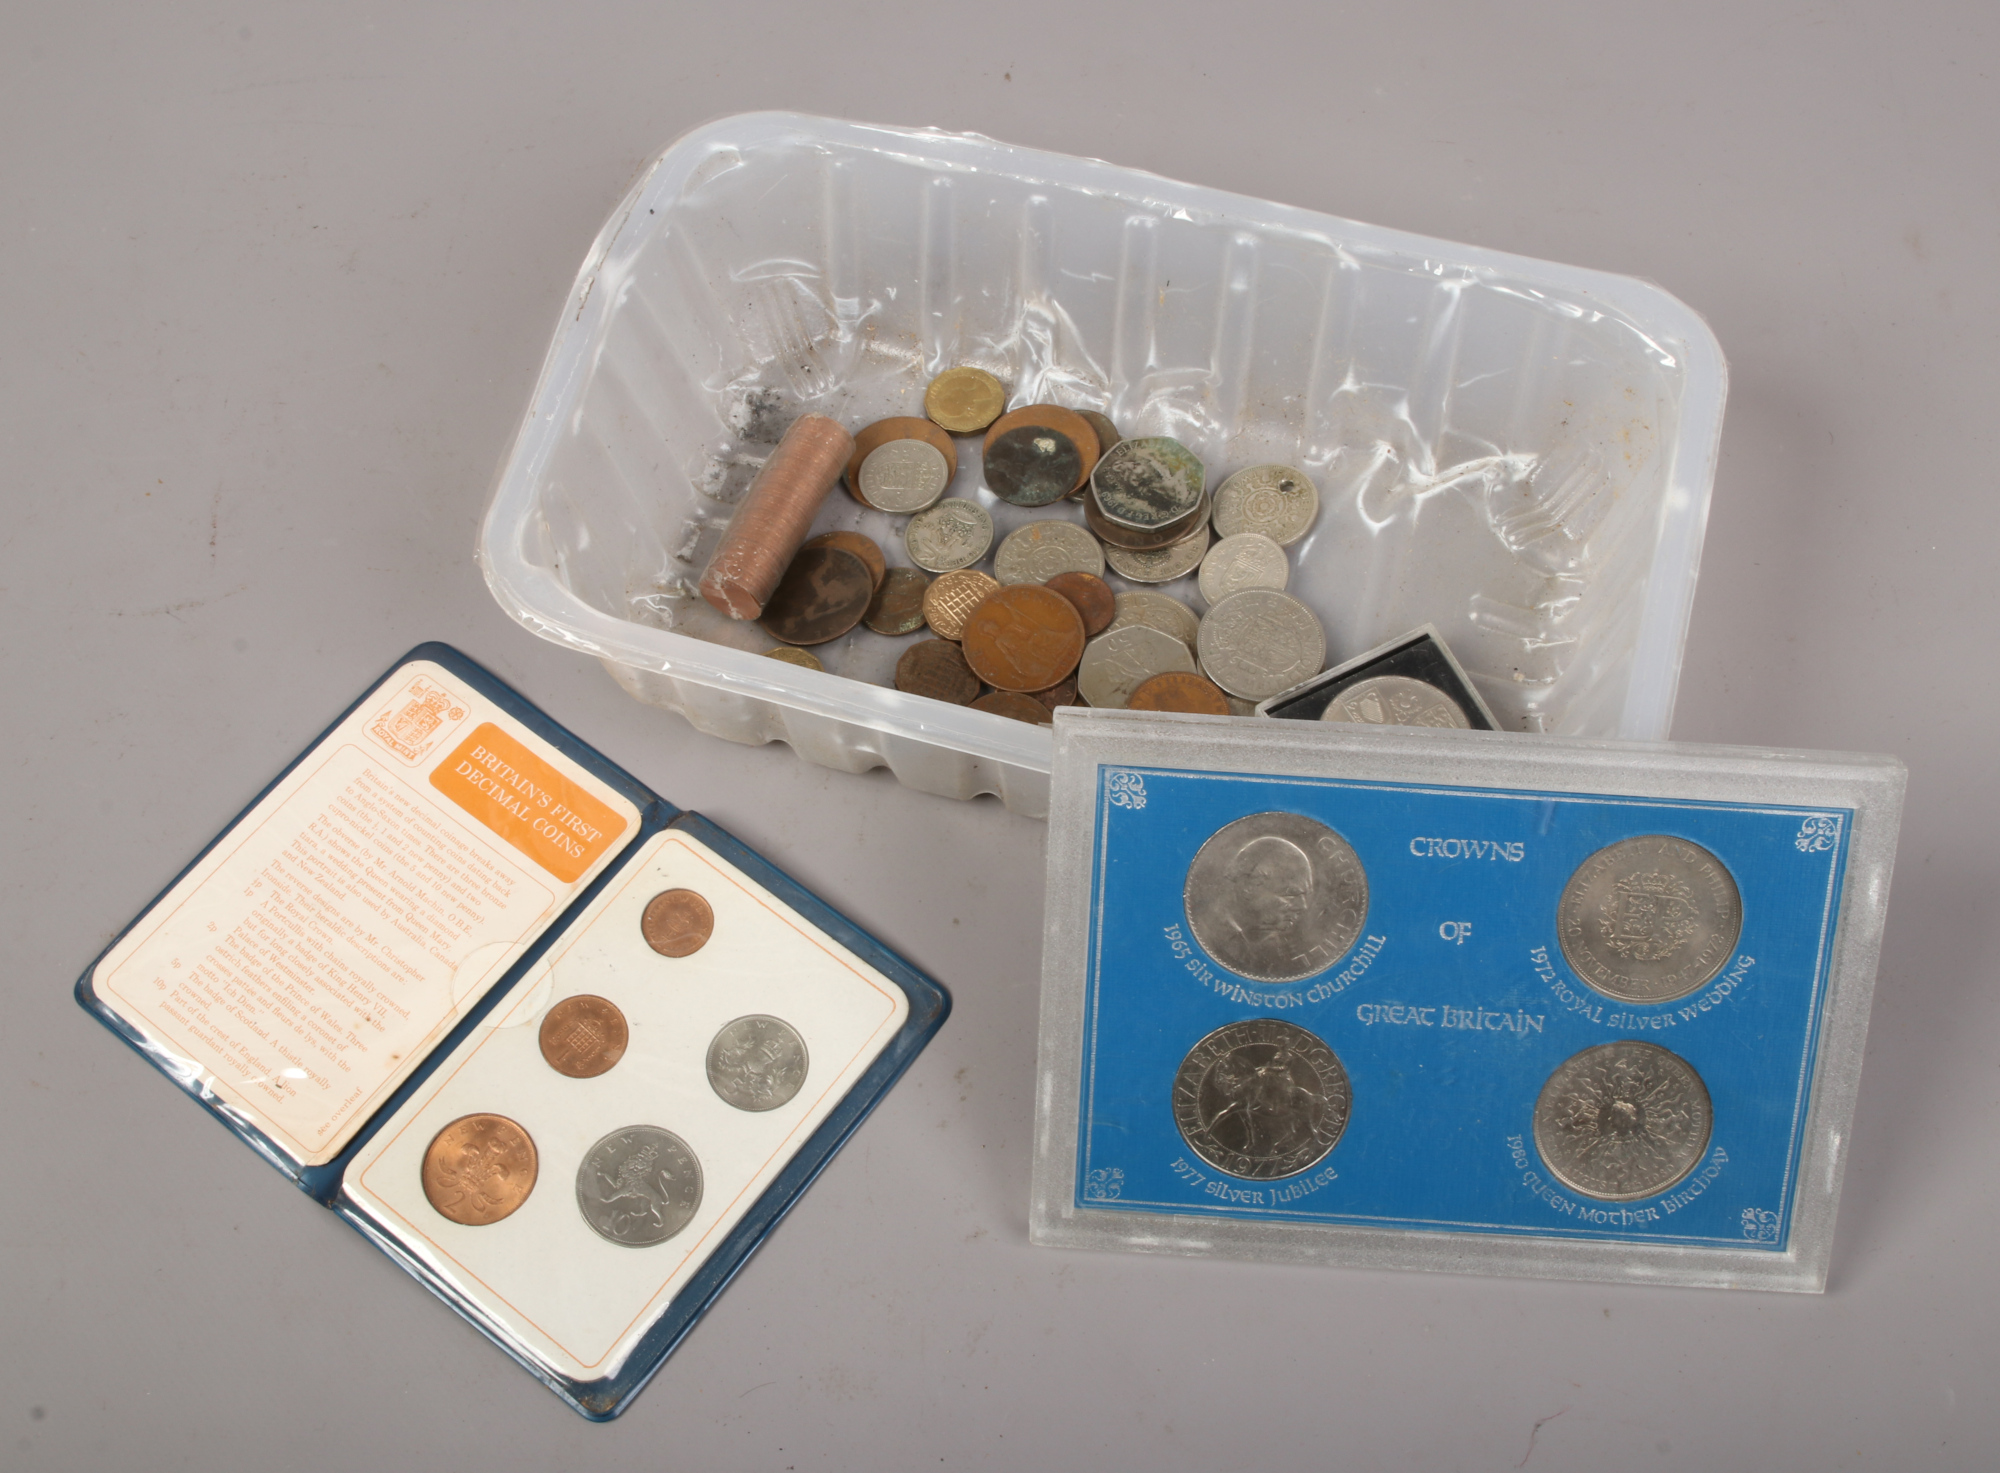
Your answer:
539,994 -> 630,1079
863,566 -> 931,635
802,530 -> 886,591
960,583 -> 1086,692
421,1113 -> 538,1227
1031,675 -> 1079,712
1078,410 -> 1123,455
759,546 -> 874,646
845,417 -> 958,505
972,691 -> 1055,726
761,646 -> 823,671
642,888 -> 715,958
982,404 -> 1100,495
894,639 -> 981,704
1043,571 -> 1115,636
1128,671 -> 1232,715
924,368 -> 1007,434
1083,485 -> 1210,550
984,425 -> 1082,508
923,568 -> 1001,640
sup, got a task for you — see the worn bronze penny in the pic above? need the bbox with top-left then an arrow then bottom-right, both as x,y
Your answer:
845,416 -> 958,505
924,368 -> 1007,434
960,583 -> 1086,693
801,530 -> 886,591
1031,674 -> 1079,712
983,405 -> 1100,496
1078,410 -> 1123,455
922,568 -> 1001,641
862,566 -> 930,636
1129,671 -> 1232,714
421,1113 -> 538,1227
894,639 -> 981,704
983,425 -> 1082,508
1083,484 -> 1210,550
642,888 -> 715,958
758,546 -> 874,646
971,690 -> 1055,725
539,994 -> 630,1079
1043,571 -> 1116,636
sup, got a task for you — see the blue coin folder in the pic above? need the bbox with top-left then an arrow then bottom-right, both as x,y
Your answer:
1031,710 -> 1903,1293
75,644 -> 949,1419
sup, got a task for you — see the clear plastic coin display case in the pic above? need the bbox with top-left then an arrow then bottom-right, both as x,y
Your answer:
1030,710 -> 1902,1292
77,645 -> 949,1419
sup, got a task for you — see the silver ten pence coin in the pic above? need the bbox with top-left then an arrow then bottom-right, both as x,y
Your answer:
1211,464 -> 1319,546
858,438 -> 950,513
1558,835 -> 1743,1003
903,498 -> 994,573
1321,675 -> 1470,729
1196,589 -> 1325,702
1533,1041 -> 1713,1201
1185,811 -> 1368,982
576,1125 -> 703,1246
1173,1019 -> 1351,1180
992,519 -> 1105,585
706,1014 -> 810,1112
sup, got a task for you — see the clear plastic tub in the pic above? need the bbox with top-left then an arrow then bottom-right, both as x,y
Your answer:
478,112 -> 1727,819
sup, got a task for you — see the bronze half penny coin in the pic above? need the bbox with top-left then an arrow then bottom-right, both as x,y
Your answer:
845,417 -> 958,504
642,888 -> 715,958
924,368 -> 1007,434
863,566 -> 930,636
422,1113 -> 538,1227
759,546 -> 874,646
971,690 -> 1055,725
983,405 -> 1100,496
1044,571 -> 1116,636
960,583 -> 1086,692
539,994 -> 630,1079
1128,671 -> 1232,714
983,425 -> 1082,508
801,530 -> 886,591
895,639 -> 981,704
922,568 -> 1001,641
1031,674 -> 1079,712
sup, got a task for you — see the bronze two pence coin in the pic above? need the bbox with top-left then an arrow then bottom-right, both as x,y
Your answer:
759,546 -> 874,646
960,583 -> 1086,692
894,639 -> 981,704
539,994 -> 630,1078
801,530 -> 886,591
1128,671 -> 1232,714
422,1114 -> 538,1227
642,889 -> 715,958
863,566 -> 930,636
1044,571 -> 1115,636
971,691 -> 1055,725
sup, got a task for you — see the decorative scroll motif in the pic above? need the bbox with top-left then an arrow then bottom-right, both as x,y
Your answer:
1083,1167 -> 1125,1202
1106,770 -> 1147,811
1794,815 -> 1842,854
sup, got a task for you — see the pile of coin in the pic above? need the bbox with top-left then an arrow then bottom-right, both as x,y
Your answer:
739,368 -> 1337,721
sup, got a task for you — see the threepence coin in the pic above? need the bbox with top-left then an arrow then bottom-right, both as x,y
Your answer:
1043,570 -> 1116,635
1103,525 -> 1211,585
706,1015 -> 810,1112
1195,589 -> 1325,701
576,1126 -> 703,1246
895,639 -> 981,704
1211,464 -> 1319,546
422,1114 -> 538,1227
960,583 -> 1086,692
1128,671 -> 1231,714
642,888 -> 715,958
801,530 -> 886,590
1557,836 -> 1744,1004
1172,1019 -> 1351,1180
858,438 -> 951,513
1184,811 -> 1368,983
1320,675 -> 1470,729
993,520 -> 1105,585
984,426 -> 1082,508
538,994 -> 629,1079
904,498 -> 994,573
1076,624 -> 1197,708
1107,590 -> 1200,650
1198,532 -> 1290,605
863,566 -> 931,636
1091,436 -> 1206,530
922,568 -> 1001,641
924,367 -> 1007,434
758,546 -> 874,646
1533,1041 -> 1713,1201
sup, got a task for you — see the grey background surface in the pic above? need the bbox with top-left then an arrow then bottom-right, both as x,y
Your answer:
4,4 -> 1994,1469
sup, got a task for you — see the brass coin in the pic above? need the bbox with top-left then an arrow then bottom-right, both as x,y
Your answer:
863,566 -> 931,636
802,530 -> 886,591
642,888 -> 715,958
983,404 -> 1101,496
924,368 -> 1007,434
1031,675 -> 1079,713
761,646 -> 824,671
922,568 -> 1002,641
971,690 -> 1055,725
894,639 -> 981,704
1128,671 -> 1232,715
421,1113 -> 538,1227
1083,484 -> 1210,550
538,994 -> 630,1079
758,546 -> 874,646
1044,571 -> 1116,636
845,417 -> 958,505
960,583 -> 1086,693
983,425 -> 1082,508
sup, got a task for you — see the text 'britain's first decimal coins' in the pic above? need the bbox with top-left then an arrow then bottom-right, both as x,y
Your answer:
1558,835 -> 1743,1003
422,1113 -> 538,1226
1184,812 -> 1368,983
576,1126 -> 704,1246
642,888 -> 714,958
539,994 -> 629,1078
1533,1041 -> 1713,1202
1172,1019 -> 1351,1180
706,1015 -> 810,1112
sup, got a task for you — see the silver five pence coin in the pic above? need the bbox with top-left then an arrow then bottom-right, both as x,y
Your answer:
1184,811 -> 1368,983
706,1015 -> 810,1112
576,1125 -> 704,1246
1558,835 -> 1743,1003
1172,1018 -> 1351,1180
1532,1040 -> 1713,1201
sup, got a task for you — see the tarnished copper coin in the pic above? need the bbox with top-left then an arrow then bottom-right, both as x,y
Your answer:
1078,410 -> 1123,454
1044,571 -> 1116,636
922,568 -> 1001,641
925,368 -> 1008,434
972,690 -> 1055,725
983,425 -> 1082,508
1031,675 -> 1079,712
642,888 -> 715,958
539,994 -> 630,1078
983,404 -> 1100,496
845,416 -> 958,504
863,566 -> 930,636
801,530 -> 886,591
895,639 -> 981,703
1129,671 -> 1232,714
1084,484 -> 1210,550
960,583 -> 1086,693
421,1113 -> 538,1227
759,546 -> 874,646
761,646 -> 824,671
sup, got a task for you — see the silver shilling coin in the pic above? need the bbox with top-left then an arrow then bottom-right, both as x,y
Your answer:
992,519 -> 1105,585
903,497 -> 994,573
1184,810 -> 1368,983
1532,1041 -> 1713,1202
1195,589 -> 1326,701
1557,835 -> 1743,1004
1077,624 -> 1197,708
1090,436 -> 1206,530
1103,525 -> 1211,585
858,437 -> 950,513
1172,1018 -> 1352,1180
1211,464 -> 1319,546
706,1014 -> 810,1113
575,1125 -> 704,1246
1320,675 -> 1470,729
1106,589 -> 1200,650
1197,531 -> 1290,606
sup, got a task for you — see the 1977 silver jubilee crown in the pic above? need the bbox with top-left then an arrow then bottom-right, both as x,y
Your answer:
1185,811 -> 1368,983
1532,1040 -> 1713,1201
576,1125 -> 704,1246
1558,835 -> 1743,1003
1172,1018 -> 1351,1180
